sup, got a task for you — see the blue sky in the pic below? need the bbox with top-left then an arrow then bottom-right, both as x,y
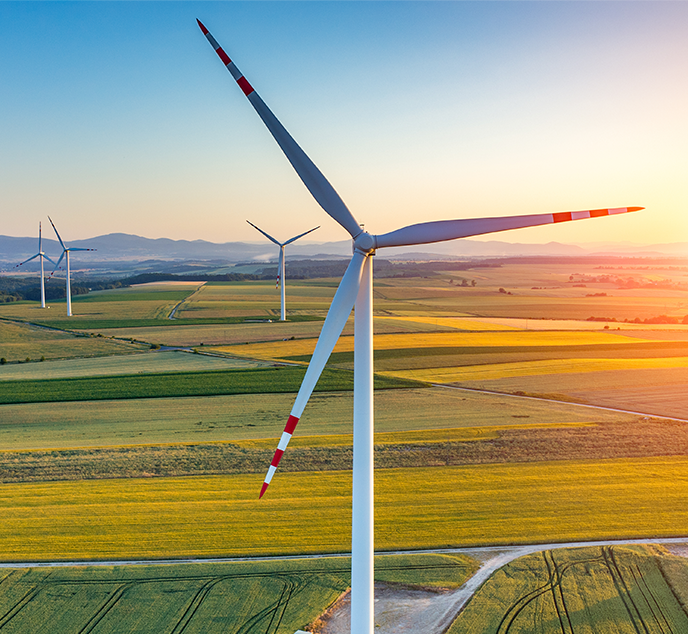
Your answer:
1,1 -> 686,247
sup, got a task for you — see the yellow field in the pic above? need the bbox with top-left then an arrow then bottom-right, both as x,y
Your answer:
213,330 -> 654,361
1,456 -> 688,560
387,356 -> 688,383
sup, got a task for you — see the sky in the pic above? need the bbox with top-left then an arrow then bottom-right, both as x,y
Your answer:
1,1 -> 686,248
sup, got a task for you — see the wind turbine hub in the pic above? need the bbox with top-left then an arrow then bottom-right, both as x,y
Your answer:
353,232 -> 376,254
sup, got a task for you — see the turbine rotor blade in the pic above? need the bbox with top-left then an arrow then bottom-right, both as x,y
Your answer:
374,207 -> 644,249
260,250 -> 367,498
283,225 -> 319,246
198,20 -> 362,239
16,253 -> 39,267
68,248 -> 96,252
50,251 -> 65,276
277,248 -> 283,289
47,216 -> 66,250
246,220 -> 281,246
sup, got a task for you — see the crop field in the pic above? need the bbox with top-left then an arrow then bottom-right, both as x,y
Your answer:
0,553 -> 475,634
0,387 -> 637,450
1,457 -> 688,561
0,350 -> 267,381
0,366 -> 419,406
0,319 -> 148,362
448,545 -> 688,633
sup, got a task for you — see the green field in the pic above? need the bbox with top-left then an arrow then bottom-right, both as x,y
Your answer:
449,545 -> 688,633
0,553 -> 475,633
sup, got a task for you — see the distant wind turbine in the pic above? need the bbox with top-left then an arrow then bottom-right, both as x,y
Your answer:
198,19 -> 643,634
247,220 -> 318,321
14,222 -> 56,308
48,217 -> 96,317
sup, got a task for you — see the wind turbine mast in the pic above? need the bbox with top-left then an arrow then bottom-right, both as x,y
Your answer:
246,220 -> 318,321
14,222 -> 56,309
198,20 -> 642,633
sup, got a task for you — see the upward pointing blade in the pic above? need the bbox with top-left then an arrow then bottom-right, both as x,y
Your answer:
374,207 -> 644,249
283,225 -> 319,246
47,216 -> 66,250
198,20 -> 362,239
247,220 -> 280,246
260,250 -> 367,498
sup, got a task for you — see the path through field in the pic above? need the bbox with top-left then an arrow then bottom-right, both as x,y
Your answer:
317,537 -> 688,634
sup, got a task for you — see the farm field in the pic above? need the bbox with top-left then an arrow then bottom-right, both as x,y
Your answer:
0,386 -> 637,450
0,349 -> 267,381
448,544 -> 688,633
1,457 -> 688,561
0,553 -> 475,634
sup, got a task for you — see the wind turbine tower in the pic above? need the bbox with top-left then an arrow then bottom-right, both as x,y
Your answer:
48,217 -> 96,317
247,221 -> 318,321
15,222 -> 56,308
198,20 -> 643,634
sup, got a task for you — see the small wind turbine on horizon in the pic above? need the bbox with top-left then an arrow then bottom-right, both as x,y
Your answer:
198,19 -> 643,634
48,217 -> 96,317
247,220 -> 319,321
14,222 -> 56,309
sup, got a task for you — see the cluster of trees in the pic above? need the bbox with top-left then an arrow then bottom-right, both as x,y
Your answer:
0,277 -> 122,303
587,314 -> 688,324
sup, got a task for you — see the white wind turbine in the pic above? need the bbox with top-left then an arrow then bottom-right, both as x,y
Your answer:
48,216 -> 96,317
14,222 -> 56,308
246,220 -> 319,321
198,20 -> 642,633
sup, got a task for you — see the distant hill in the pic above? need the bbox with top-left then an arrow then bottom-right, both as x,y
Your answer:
2,232 -> 686,268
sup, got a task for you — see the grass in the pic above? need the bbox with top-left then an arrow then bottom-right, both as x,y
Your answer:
0,367 -> 422,405
1,457 -> 688,561
0,319 -> 148,362
0,350 -> 268,381
0,553 -> 477,633
0,387 -> 638,450
447,545 -> 688,633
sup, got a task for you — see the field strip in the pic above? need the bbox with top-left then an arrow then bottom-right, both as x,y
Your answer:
383,356 -> 688,383
1,458 -> 688,560
379,316 -> 520,331
436,384 -> 688,423
0,350 -> 267,381
217,330 -> 655,360
0,537 -> 685,570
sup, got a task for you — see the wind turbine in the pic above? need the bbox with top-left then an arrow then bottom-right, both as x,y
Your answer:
14,222 -> 56,308
198,20 -> 642,633
48,216 -> 96,317
246,220 -> 319,321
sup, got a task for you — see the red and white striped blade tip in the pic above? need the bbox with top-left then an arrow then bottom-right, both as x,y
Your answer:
259,482 -> 269,499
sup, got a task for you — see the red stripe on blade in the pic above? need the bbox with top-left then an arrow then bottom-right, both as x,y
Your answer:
196,19 -> 209,35
271,449 -> 284,468
589,208 -> 611,218
237,76 -> 254,96
553,212 -> 573,223
628,207 -> 644,212
259,482 -> 269,499
216,47 -> 231,66
284,415 -> 299,435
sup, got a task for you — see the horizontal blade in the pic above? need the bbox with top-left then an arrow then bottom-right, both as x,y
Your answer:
260,250 -> 367,498
16,253 -> 39,267
283,225 -> 319,246
47,216 -> 66,250
67,248 -> 96,252
374,207 -> 644,249
197,20 -> 362,239
246,220 -> 280,246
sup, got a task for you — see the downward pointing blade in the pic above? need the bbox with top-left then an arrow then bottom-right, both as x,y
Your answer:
283,226 -> 319,246
50,251 -> 65,276
197,20 -> 362,239
374,207 -> 644,249
247,220 -> 280,246
260,250 -> 367,498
